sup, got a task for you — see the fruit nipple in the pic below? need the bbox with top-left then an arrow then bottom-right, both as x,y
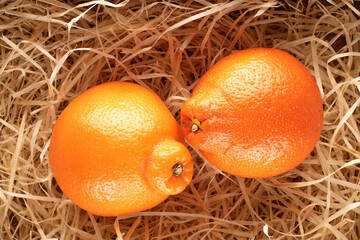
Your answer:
143,139 -> 193,195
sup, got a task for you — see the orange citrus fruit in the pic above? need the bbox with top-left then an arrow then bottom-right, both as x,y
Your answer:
181,48 -> 323,178
49,82 -> 193,216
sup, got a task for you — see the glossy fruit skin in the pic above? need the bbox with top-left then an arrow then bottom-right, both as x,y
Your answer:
181,48 -> 323,178
49,82 -> 193,216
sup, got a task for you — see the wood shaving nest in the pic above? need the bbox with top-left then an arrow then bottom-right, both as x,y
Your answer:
0,0 -> 359,239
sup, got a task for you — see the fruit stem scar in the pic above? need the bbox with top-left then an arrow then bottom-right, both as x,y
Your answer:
172,163 -> 184,176
191,118 -> 201,132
